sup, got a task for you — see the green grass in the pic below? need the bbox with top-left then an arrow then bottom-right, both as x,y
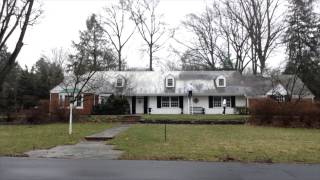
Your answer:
142,114 -> 249,121
111,124 -> 320,163
0,123 -> 114,156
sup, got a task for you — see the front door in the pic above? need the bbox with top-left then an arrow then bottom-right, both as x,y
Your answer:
136,97 -> 144,114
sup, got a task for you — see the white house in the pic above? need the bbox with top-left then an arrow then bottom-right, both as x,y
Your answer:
49,71 -> 315,115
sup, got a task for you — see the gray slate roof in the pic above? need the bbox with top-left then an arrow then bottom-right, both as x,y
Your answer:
51,71 -> 314,98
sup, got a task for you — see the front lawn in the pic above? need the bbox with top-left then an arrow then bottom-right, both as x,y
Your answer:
0,123 -> 114,156
142,114 -> 249,121
111,124 -> 320,163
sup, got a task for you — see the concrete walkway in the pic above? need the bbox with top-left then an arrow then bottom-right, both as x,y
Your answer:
25,124 -> 131,159
85,124 -> 131,141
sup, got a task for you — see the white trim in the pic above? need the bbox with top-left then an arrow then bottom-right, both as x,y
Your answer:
161,96 -> 179,108
216,75 -> 226,88
266,84 -> 288,96
165,75 -> 175,88
58,93 -> 84,109
116,78 -> 124,87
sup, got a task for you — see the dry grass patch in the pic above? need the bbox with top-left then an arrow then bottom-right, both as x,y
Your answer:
0,123 -> 114,156
111,124 -> 320,163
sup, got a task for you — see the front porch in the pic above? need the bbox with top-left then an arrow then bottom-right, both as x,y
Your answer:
127,95 -> 247,115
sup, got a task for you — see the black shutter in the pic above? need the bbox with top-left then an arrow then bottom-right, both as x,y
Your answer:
157,96 -> 161,108
231,96 -> 236,108
132,96 -> 136,114
179,96 -> 184,109
209,96 -> 213,108
144,96 -> 148,114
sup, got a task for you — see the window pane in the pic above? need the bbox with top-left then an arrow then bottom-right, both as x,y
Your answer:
214,97 -> 221,107
274,95 -> 285,102
161,96 -> 170,107
167,78 -> 173,87
171,96 -> 179,107
219,79 -> 224,86
117,79 -> 123,87
76,97 -> 82,107
223,96 -> 231,107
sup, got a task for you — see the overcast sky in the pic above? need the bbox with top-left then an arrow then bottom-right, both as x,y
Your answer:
13,0 -> 289,70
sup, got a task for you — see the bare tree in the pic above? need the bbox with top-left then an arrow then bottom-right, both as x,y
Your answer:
225,0 -> 285,74
101,0 -> 135,71
40,47 -> 69,70
214,3 -> 251,74
129,0 -> 169,71
178,6 -> 222,70
0,0 -> 41,87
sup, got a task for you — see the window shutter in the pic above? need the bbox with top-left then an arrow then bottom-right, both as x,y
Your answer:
209,96 -> 213,108
132,96 -> 136,114
231,96 -> 236,107
144,96 -> 148,114
179,96 -> 184,109
157,96 -> 161,108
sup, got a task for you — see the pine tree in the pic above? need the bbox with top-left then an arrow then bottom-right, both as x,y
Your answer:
283,0 -> 320,99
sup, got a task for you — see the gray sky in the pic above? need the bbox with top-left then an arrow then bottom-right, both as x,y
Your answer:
13,0 -> 288,70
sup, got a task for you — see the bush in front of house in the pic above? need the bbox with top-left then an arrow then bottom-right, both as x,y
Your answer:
93,95 -> 130,115
49,103 -> 79,123
249,99 -> 320,128
25,100 -> 50,124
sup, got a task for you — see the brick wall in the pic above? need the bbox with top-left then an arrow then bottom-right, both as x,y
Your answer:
50,93 -> 98,115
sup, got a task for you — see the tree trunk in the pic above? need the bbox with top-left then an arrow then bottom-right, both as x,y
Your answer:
149,45 -> 153,71
69,103 -> 73,135
118,50 -> 122,71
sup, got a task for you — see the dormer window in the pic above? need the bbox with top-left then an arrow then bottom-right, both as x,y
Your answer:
167,78 -> 173,87
116,78 -> 124,87
216,75 -> 226,88
218,79 -> 225,86
166,76 -> 175,88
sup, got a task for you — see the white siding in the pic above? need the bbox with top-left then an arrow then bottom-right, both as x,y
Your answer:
128,95 -> 246,115
149,96 -> 182,114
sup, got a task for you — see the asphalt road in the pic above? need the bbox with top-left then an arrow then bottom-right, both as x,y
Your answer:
0,157 -> 319,180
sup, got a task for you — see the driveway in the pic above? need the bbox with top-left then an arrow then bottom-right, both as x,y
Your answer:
0,158 -> 319,180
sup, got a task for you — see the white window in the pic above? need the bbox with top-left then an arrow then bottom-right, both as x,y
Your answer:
76,96 -> 82,107
167,78 -> 174,87
165,76 -> 175,88
214,96 -> 231,107
161,96 -> 170,107
219,79 -> 225,86
116,78 -> 124,87
216,75 -> 226,87
272,95 -> 286,102
58,94 -> 83,109
161,96 -> 179,108
171,97 -> 179,107
214,96 -> 221,107
222,96 -> 231,107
